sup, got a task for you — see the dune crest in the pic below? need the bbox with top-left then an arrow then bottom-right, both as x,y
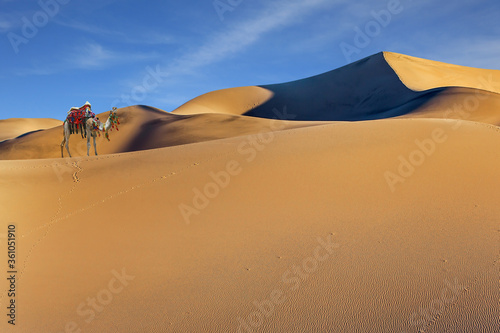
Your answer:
0,118 -> 62,142
383,51 -> 500,93
173,86 -> 274,116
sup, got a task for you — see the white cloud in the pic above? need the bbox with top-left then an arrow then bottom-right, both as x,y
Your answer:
70,42 -> 160,68
54,19 -> 175,45
112,0 -> 341,106
54,19 -> 119,36
0,13 -> 19,32
122,0 -> 343,107
69,42 -> 117,69
14,42 -> 160,76
166,0 -> 337,75
0,19 -> 12,32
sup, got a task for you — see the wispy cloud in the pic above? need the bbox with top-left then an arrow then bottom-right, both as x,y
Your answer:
69,42 -> 118,69
133,32 -> 175,45
54,19 -> 121,36
0,19 -> 12,32
166,0 -> 336,75
14,42 -> 160,76
0,12 -> 21,32
70,42 -> 160,68
54,19 -> 176,45
117,0 -> 341,109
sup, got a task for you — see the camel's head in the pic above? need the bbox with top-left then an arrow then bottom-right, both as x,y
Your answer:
109,107 -> 119,123
104,107 -> 120,141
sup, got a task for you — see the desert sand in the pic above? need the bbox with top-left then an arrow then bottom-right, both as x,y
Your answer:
0,52 -> 499,332
0,118 -> 62,142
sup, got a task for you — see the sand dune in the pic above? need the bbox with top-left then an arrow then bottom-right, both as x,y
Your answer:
0,118 -> 62,142
173,52 -> 435,121
1,52 -> 499,332
384,51 -> 500,93
172,86 -> 274,117
0,106 -> 326,160
173,52 -> 500,125
396,87 -> 500,125
1,119 -> 498,332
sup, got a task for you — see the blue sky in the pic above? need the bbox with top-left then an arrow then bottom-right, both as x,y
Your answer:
0,0 -> 499,120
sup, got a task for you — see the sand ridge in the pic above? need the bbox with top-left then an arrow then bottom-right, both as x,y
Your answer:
384,51 -> 500,93
0,118 -> 62,142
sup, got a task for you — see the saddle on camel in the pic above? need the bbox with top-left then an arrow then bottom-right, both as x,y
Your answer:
66,101 -> 96,138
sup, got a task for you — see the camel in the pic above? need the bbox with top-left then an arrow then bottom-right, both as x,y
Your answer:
67,102 -> 92,138
61,107 -> 119,158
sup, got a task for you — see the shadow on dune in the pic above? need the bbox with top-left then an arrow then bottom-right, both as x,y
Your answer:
244,52 -> 445,121
15,129 -> 46,139
124,115 -> 189,153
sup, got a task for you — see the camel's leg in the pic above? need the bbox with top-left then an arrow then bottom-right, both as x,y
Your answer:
60,136 -> 66,158
93,134 -> 98,156
61,124 -> 72,158
87,134 -> 91,156
65,134 -> 71,158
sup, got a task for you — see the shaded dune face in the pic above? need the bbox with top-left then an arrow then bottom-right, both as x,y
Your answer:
248,53 -> 443,121
173,53 -> 441,121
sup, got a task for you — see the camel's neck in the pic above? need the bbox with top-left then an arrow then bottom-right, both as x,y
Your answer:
103,116 -> 112,131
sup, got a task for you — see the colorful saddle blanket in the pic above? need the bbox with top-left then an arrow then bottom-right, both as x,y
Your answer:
66,105 -> 95,125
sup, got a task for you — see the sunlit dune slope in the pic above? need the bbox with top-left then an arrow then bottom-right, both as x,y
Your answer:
0,118 -> 62,142
384,51 -> 500,93
396,87 -> 500,125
